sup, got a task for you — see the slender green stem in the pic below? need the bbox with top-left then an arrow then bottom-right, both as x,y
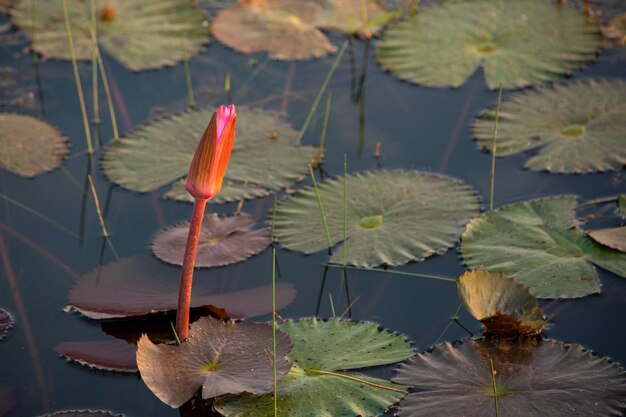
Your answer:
435,303 -> 463,344
0,193 -> 78,239
97,51 -> 119,140
489,85 -> 503,212
90,0 -> 99,127
272,247 -> 278,417
304,369 -> 405,393
296,41 -> 348,144
170,322 -> 181,345
87,174 -> 108,238
324,263 -> 456,282
182,37 -> 196,108
270,197 -> 278,241
342,155 -> 348,268
490,358 -> 500,417
578,195 -> 619,207
328,293 -> 336,318
316,92 -> 332,163
63,0 -> 93,155
308,164 -> 333,253
224,72 -> 231,99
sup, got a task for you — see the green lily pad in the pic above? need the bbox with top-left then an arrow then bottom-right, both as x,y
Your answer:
215,318 -> 413,417
273,170 -> 480,267
104,107 -> 314,204
0,308 -> 14,341
313,0 -> 389,35
461,196 -> 626,299
12,0 -> 210,71
0,113 -> 68,177
473,79 -> 626,173
137,317 -> 293,408
376,0 -> 601,89
458,270 -> 548,336
395,337 -> 626,417
618,194 -> 626,217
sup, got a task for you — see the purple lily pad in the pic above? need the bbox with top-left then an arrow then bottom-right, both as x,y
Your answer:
151,214 -> 270,267
137,317 -> 293,408
0,309 -> 14,341
55,340 -> 138,373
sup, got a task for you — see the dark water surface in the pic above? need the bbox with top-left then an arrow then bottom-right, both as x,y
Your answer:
1,13 -> 625,417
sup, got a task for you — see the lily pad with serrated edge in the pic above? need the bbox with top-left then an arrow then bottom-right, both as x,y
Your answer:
55,340 -> 138,373
461,196 -> 626,299
394,337 -> 626,417
137,317 -> 293,408
473,79 -> 626,173
67,256 -> 296,319
104,107 -> 315,204
215,318 -> 413,417
42,412 -> 123,417
151,214 -> 270,267
0,113 -> 68,177
458,270 -> 548,336
0,309 -> 14,341
588,226 -> 626,253
273,170 -> 480,267
12,0 -> 210,71
313,0 -> 389,35
376,0 -> 601,89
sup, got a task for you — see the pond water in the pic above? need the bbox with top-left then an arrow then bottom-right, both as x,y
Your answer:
1,5 -> 626,417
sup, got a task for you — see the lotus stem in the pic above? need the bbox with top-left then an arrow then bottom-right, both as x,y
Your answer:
176,198 -> 207,341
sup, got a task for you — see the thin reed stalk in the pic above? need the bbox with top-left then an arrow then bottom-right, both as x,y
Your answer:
489,85 -> 503,212
305,369 -> 405,393
490,358 -> 500,417
308,164 -> 333,254
90,0 -> 99,127
97,52 -> 119,140
342,155 -> 348,267
316,92 -> 332,163
87,174 -> 108,238
0,193 -> 78,239
182,37 -> 196,108
272,247 -> 278,417
328,293 -> 336,318
324,263 -> 456,282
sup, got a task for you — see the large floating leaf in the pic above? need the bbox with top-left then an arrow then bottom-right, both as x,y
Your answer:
55,340 -> 138,373
104,107 -> 314,204
137,317 -> 293,408
0,309 -> 13,341
215,318 -> 413,417
12,0 -> 210,71
473,80 -> 626,173
394,338 -> 626,417
0,113 -> 67,177
274,170 -> 480,267
589,226 -> 626,253
151,214 -> 270,267
67,256 -> 296,319
313,0 -> 388,35
43,412 -> 123,417
377,0 -> 601,89
461,196 -> 626,299
458,270 -> 548,336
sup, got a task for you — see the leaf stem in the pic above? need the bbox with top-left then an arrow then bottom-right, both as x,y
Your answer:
489,85 -> 503,212
490,358 -> 499,417
304,369 -> 405,393
308,164 -> 333,254
272,247 -> 278,417
324,263 -> 456,282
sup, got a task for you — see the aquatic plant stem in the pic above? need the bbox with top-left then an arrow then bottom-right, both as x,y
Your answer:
305,369 -> 405,393
325,263 -> 456,282
308,164 -> 333,254
316,92 -> 332,163
489,85 -> 503,212
90,0 -> 100,130
97,52 -> 120,139
182,37 -> 196,108
176,198 -> 207,341
272,247 -> 278,417
489,358 -> 500,417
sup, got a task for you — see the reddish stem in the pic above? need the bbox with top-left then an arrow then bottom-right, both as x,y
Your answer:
176,198 -> 207,341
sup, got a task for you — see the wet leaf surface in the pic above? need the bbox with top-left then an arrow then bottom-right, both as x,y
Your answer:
0,308 -> 13,341
215,318 -> 413,417
0,113 -> 68,177
473,80 -> 626,173
394,337 -> 626,417
137,317 -> 292,408
589,226 -> 626,253
377,0 -> 601,89
55,340 -> 138,373
67,256 -> 296,319
274,170 -> 480,267
42,412 -> 124,417
458,270 -> 548,336
313,0 -> 388,35
151,214 -> 270,267
461,196 -> 626,298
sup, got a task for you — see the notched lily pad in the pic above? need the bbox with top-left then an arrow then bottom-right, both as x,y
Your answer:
137,317 -> 292,408
588,226 -> 626,253
43,412 -> 123,417
461,196 -> 626,299
458,270 -> 548,336
12,0 -> 210,71
55,340 -> 138,373
473,79 -> 626,173
394,338 -> 626,417
0,308 -> 14,341
377,0 -> 601,89
151,214 -> 270,267
273,170 -> 480,267
104,107 -> 314,204
67,256 -> 296,319
0,113 -> 68,177
215,318 -> 413,417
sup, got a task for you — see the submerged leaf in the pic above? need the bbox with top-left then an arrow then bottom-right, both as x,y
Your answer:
458,270 -> 548,336
215,318 -> 413,417
394,338 -> 626,417
461,196 -> 626,298
0,113 -> 68,177
473,79 -> 626,173
588,226 -> 626,253
67,256 -> 296,319
12,0 -> 210,71
104,107 -> 314,203
137,317 -> 292,408
377,0 -> 601,89
0,309 -> 13,341
274,170 -> 480,267
151,214 -> 270,267
55,340 -> 138,373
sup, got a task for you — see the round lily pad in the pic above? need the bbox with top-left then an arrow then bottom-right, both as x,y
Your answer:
151,214 -> 270,267
377,0 -> 602,89
458,270 -> 548,336
12,0 -> 210,71
104,107 -> 315,204
588,226 -> 626,253
0,308 -> 14,341
215,318 -> 413,417
55,340 -> 138,373
273,170 -> 480,267
137,317 -> 293,408
473,79 -> 626,173
0,113 -> 68,177
461,196 -> 626,299
394,337 -> 626,417
42,412 -> 123,417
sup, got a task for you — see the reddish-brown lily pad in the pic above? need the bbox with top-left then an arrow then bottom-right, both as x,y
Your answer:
42,412 -> 123,417
55,340 -> 138,373
0,309 -> 13,341
588,226 -> 626,253
151,214 -> 270,267
137,317 -> 293,408
67,256 -> 296,319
